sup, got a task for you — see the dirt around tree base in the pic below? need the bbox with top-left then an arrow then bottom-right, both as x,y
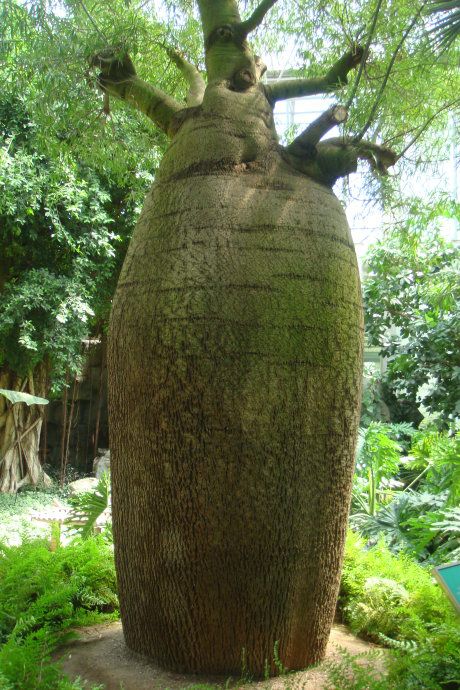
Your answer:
58,622 -> 384,690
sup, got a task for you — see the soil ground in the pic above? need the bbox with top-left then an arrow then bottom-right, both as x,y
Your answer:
58,622 -> 384,690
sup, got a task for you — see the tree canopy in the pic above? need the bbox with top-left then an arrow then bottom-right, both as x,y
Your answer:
1,0 -> 458,184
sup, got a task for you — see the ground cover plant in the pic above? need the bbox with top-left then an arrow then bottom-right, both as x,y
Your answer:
1,515 -> 459,689
0,535 -> 117,689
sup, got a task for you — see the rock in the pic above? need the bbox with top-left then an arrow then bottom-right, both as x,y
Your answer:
94,448 -> 111,478
68,477 -> 98,495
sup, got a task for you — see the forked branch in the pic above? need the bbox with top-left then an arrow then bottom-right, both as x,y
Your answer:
240,0 -> 279,35
315,138 -> 397,184
286,135 -> 396,186
267,46 -> 364,103
165,47 -> 206,106
91,50 -> 182,134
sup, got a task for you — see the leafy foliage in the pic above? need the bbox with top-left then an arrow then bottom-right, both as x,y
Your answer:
1,0 -> 177,180
0,536 -> 117,689
427,0 -> 460,50
0,92 -> 143,392
387,624 -> 460,690
330,531 -> 460,689
363,208 -> 460,424
352,422 -> 414,516
351,421 -> 460,564
0,486 -> 68,545
325,634 -> 460,690
66,472 -> 111,539
408,430 -> 460,503
360,366 -> 389,427
340,530 -> 459,642
1,0 -> 459,188
0,389 -> 48,406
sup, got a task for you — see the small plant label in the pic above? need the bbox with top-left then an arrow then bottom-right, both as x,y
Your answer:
433,562 -> 460,614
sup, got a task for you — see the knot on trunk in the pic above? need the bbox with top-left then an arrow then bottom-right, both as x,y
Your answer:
232,68 -> 257,91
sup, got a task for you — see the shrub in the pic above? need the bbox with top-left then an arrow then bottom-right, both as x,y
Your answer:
338,531 -> 460,689
387,624 -> 460,689
341,531 -> 457,641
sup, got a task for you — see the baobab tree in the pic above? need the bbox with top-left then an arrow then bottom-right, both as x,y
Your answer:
102,0 -> 398,676
1,0 -> 457,673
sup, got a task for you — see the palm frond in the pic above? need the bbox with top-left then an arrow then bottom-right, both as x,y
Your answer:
427,0 -> 460,50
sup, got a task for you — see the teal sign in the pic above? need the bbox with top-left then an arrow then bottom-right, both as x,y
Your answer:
433,562 -> 460,614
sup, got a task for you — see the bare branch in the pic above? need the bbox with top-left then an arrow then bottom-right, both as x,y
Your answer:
240,0 -> 279,35
265,77 -> 332,102
317,137 -> 397,183
345,0 -> 384,107
91,50 -> 183,134
288,105 -> 348,154
267,46 -> 364,103
165,47 -> 206,106
355,2 -> 427,141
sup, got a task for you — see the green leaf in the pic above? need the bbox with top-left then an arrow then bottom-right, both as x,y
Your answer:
0,389 -> 49,406
66,472 -> 111,539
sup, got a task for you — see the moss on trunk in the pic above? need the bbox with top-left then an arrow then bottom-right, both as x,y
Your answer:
108,80 -> 363,675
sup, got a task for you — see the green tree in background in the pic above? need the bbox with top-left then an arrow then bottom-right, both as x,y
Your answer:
363,201 -> 460,426
0,93 -> 146,491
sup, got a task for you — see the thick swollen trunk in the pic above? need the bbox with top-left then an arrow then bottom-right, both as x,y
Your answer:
0,366 -> 50,493
108,82 -> 363,675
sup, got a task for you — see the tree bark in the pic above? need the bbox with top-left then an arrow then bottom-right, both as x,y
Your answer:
108,79 -> 363,675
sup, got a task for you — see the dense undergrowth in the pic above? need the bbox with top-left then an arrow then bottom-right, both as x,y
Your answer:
334,531 -> 460,690
0,527 -> 459,690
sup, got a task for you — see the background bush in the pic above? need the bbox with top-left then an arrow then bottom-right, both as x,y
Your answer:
338,531 -> 460,689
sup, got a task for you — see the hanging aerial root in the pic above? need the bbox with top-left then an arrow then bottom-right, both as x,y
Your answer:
90,49 -> 182,133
